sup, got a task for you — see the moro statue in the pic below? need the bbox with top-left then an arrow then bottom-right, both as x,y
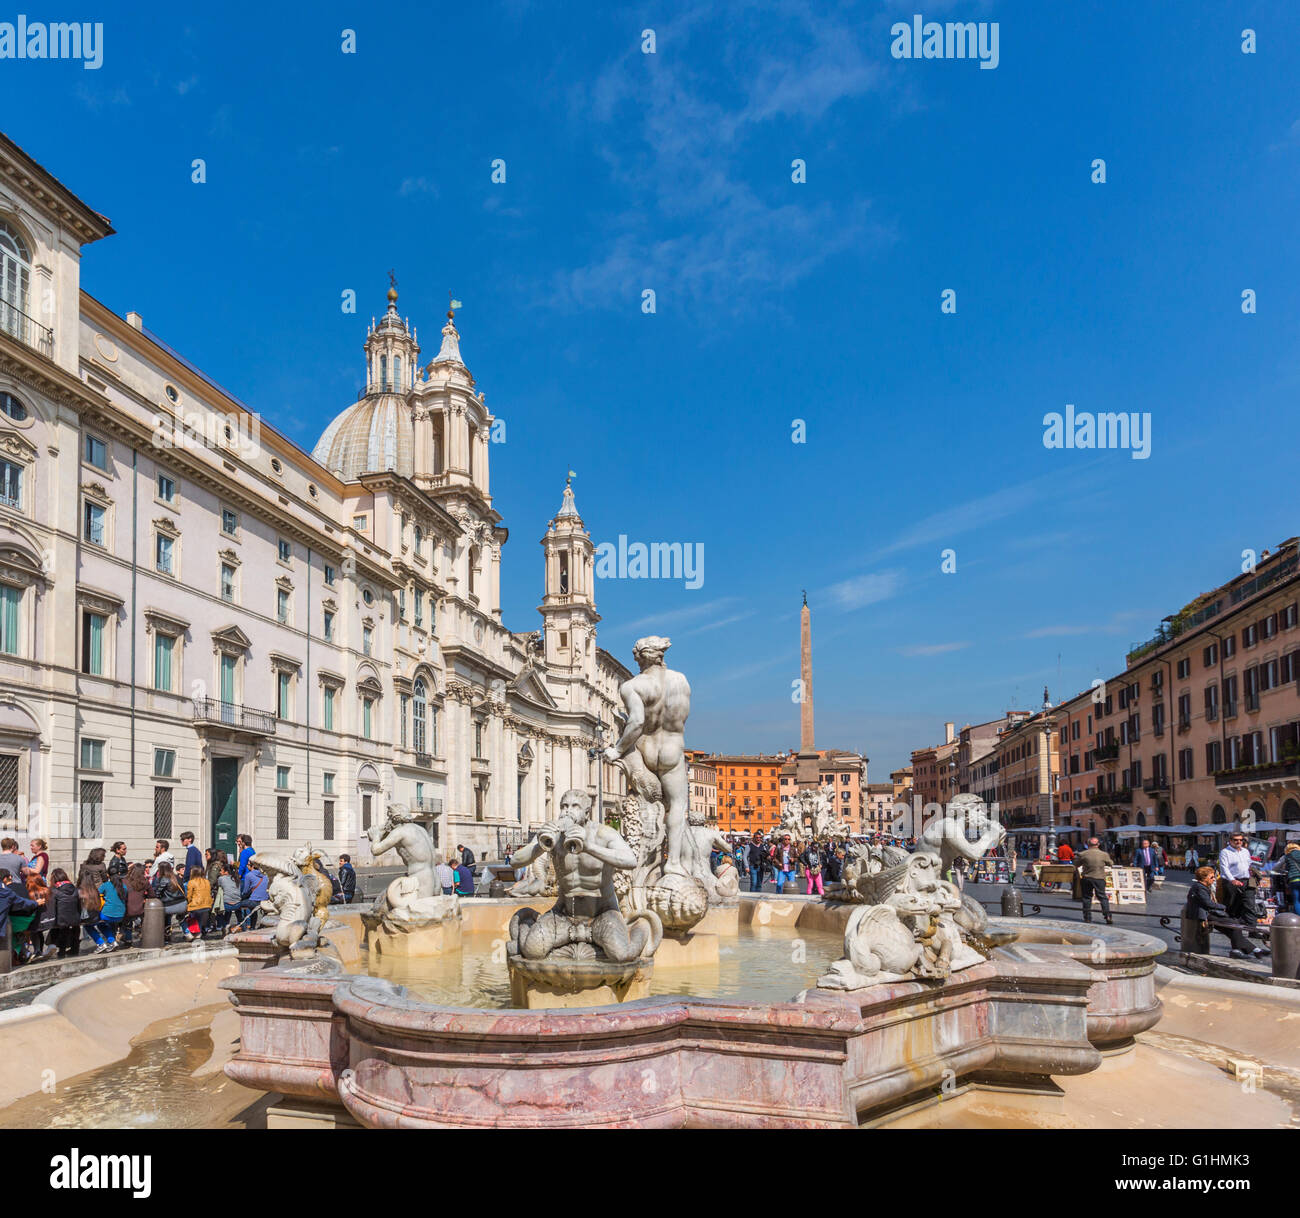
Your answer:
507,788 -> 662,963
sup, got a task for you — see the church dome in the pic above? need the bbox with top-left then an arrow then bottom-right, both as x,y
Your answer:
312,283 -> 421,482
312,392 -> 413,481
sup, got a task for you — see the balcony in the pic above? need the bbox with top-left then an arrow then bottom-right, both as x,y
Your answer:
1089,787 -> 1133,808
1214,758 -> 1300,790
192,698 -> 276,737
0,302 -> 54,358
1143,777 -> 1170,796
1094,741 -> 1120,763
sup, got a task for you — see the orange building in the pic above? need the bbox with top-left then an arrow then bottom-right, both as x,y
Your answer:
709,754 -> 786,835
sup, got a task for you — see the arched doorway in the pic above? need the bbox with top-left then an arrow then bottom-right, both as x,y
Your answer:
1157,801 -> 1171,826
1212,804 -> 1226,824
1136,811 -> 1146,827
1184,806 -> 1197,826
1283,798 -> 1300,824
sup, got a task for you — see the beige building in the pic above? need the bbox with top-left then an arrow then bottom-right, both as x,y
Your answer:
686,750 -> 717,827
1057,540 -> 1300,836
957,712 -> 1028,795
910,723 -> 957,810
0,132 -> 630,867
863,782 -> 894,833
987,699 -> 1060,832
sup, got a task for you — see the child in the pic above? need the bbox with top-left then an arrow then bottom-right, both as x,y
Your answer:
185,866 -> 212,939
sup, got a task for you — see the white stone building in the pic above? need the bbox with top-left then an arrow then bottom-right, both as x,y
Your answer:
0,132 -> 629,869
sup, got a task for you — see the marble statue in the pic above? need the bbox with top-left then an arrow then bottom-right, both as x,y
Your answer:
251,850 -> 329,957
915,792 -> 1006,936
509,850 -> 556,898
603,636 -> 691,877
292,842 -> 334,925
817,797 -> 1004,990
508,789 -> 662,963
681,811 -> 740,902
363,804 -> 460,935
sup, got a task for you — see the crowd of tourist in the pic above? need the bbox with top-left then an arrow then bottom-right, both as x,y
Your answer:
0,832 -> 368,966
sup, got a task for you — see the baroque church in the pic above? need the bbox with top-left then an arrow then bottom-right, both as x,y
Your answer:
0,130 -> 629,866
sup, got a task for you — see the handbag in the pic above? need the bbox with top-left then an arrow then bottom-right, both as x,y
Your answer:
211,886 -> 226,915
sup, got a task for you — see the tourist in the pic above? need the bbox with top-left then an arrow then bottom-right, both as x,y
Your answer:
1075,837 -> 1114,925
1218,832 -> 1258,923
1133,839 -> 1159,891
151,862 -> 188,940
95,869 -> 128,952
26,838 -> 49,879
205,848 -> 227,892
78,872 -> 113,953
179,831 -> 203,880
11,873 -> 45,963
801,840 -> 825,897
0,872 -> 38,964
458,843 -> 476,868
772,835 -> 797,894
184,864 -> 212,939
107,840 -> 130,879
153,839 -> 176,874
744,832 -> 766,893
47,870 -> 81,958
1184,865 -> 1266,960
1057,840 -> 1074,864
1283,843 -> 1300,916
1185,843 -> 1199,872
76,847 -> 109,894
123,865 -> 150,944
455,858 -> 476,896
436,856 -> 455,895
231,864 -> 269,932
214,862 -> 240,934
236,835 -> 255,878
0,838 -> 24,882
336,854 -> 357,903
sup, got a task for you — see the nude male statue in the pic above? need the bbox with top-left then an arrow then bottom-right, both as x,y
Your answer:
366,804 -> 438,902
508,789 -> 660,962
916,792 -> 1005,933
603,635 -> 691,875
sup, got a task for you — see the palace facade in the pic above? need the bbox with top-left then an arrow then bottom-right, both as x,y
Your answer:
0,132 -> 629,866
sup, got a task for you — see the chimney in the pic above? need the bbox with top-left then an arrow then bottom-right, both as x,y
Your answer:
126,312 -> 144,331
944,721 -> 955,744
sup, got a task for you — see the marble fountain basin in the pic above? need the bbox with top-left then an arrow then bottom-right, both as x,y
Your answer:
220,899 -> 1166,1128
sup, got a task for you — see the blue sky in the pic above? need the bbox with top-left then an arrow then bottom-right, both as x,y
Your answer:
4,0 -> 1299,773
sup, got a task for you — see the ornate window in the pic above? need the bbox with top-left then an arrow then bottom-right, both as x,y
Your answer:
413,678 -> 427,753
0,391 -> 26,422
0,221 -> 31,340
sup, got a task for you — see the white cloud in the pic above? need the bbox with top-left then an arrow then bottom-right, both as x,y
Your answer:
898,641 -> 970,657
826,570 -> 901,611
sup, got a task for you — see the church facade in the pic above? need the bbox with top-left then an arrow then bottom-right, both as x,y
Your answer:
0,132 -> 628,867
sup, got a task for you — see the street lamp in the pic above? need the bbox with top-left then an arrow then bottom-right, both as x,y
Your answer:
1041,687 -> 1057,854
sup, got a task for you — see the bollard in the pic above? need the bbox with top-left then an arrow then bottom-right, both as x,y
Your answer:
1001,886 -> 1023,918
0,920 -> 10,974
139,898 -> 165,950
1270,912 -> 1300,980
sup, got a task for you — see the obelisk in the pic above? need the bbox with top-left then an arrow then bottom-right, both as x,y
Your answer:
796,591 -> 820,789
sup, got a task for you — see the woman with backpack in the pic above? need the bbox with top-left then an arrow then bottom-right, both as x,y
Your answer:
151,862 -> 188,942
76,846 -> 109,893
47,869 -> 82,958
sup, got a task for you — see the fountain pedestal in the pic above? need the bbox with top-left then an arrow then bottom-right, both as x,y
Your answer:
368,918 -> 462,960
507,952 -> 653,1009
655,931 -> 719,968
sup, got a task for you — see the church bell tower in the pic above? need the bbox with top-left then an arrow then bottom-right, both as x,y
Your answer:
538,473 -> 599,688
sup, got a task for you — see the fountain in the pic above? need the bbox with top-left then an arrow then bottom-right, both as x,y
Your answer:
215,640 -> 1169,1128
